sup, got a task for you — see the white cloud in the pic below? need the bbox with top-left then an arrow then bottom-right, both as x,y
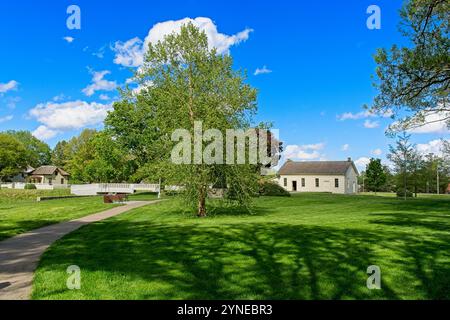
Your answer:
341,144 -> 350,151
371,148 -> 382,156
407,112 -> 450,134
354,157 -> 371,171
0,115 -> 13,123
82,70 -> 117,97
0,80 -> 19,93
284,143 -> 325,160
337,109 -> 393,121
99,94 -> 110,101
63,36 -> 75,43
364,119 -> 379,128
417,139 -> 449,156
112,17 -> 253,67
29,100 -> 112,131
254,66 -> 272,76
32,125 -> 58,141
112,37 -> 144,67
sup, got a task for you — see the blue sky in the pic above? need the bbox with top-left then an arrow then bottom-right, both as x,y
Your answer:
0,0 -> 448,170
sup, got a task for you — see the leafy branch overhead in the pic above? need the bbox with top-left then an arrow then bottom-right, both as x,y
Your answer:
371,0 -> 449,134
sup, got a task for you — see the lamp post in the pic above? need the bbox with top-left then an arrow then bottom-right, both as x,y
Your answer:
437,163 -> 440,195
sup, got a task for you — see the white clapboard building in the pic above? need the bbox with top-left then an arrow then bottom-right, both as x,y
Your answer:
278,158 -> 359,194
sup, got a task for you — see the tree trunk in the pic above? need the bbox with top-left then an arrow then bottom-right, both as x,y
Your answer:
197,187 -> 207,217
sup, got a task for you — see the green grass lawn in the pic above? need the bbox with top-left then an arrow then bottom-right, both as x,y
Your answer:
0,189 -> 122,241
360,192 -> 450,199
32,193 -> 449,300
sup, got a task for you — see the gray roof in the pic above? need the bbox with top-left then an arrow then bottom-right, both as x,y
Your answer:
31,166 -> 70,176
278,160 -> 358,176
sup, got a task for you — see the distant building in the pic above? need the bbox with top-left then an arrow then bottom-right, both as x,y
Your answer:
27,166 -> 70,185
446,183 -> 450,194
277,158 -> 359,194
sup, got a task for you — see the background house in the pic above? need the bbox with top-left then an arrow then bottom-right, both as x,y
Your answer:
28,166 -> 70,185
278,158 -> 359,194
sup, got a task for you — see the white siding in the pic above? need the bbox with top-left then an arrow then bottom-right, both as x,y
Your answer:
278,167 -> 359,194
279,175 -> 346,194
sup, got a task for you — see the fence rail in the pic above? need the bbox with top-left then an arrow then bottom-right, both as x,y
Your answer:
71,183 -> 160,196
1,182 -> 160,195
0,183 -> 69,190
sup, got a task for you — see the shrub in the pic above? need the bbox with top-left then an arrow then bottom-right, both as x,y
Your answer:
24,183 -> 37,190
259,181 -> 291,197
396,188 -> 413,198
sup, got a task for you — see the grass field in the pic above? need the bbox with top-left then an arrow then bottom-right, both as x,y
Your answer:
360,192 -> 450,199
0,189 -> 124,241
32,193 -> 450,300
0,190 -> 159,241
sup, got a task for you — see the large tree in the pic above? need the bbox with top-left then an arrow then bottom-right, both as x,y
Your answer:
106,23 -> 260,216
370,0 -> 449,133
6,130 -> 51,167
51,140 -> 69,168
0,134 -> 28,182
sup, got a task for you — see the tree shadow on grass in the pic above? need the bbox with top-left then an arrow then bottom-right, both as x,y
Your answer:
368,211 -> 450,299
33,220 -> 415,300
369,212 -> 450,232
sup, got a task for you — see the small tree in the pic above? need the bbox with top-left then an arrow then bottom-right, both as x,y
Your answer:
365,158 -> 387,193
388,132 -> 421,199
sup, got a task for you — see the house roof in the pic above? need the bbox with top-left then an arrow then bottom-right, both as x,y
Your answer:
31,166 -> 70,176
278,160 -> 358,176
24,166 -> 35,173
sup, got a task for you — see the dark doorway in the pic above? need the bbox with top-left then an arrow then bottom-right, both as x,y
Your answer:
292,181 -> 297,191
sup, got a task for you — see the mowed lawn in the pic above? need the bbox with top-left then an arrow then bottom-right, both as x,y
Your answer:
32,193 -> 450,300
0,189 -> 122,241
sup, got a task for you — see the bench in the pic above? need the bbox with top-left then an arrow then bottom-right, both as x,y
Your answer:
103,193 -> 129,204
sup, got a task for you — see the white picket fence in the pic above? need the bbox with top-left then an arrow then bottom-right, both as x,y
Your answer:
0,183 -> 68,190
71,183 -> 160,196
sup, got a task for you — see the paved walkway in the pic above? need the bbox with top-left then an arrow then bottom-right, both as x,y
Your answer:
0,200 -> 159,300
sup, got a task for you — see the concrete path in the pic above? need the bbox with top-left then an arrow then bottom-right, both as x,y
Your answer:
0,200 -> 159,300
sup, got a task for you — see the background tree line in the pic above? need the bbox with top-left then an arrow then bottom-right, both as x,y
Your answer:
360,133 -> 449,197
0,129 -> 136,183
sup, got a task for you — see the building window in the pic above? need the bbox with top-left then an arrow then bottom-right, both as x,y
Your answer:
335,178 -> 339,188
301,178 -> 305,187
283,178 -> 287,187
315,178 -> 319,187
61,178 -> 64,184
